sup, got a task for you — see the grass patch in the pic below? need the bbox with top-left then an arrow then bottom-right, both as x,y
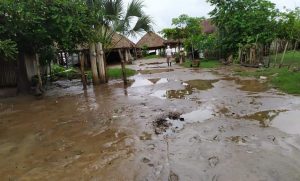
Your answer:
270,51 -> 300,65
51,64 -> 80,80
107,68 -> 136,79
144,54 -> 161,59
235,67 -> 300,94
86,68 -> 136,80
181,59 -> 220,68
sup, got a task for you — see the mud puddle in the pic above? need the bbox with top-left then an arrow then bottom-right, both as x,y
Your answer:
130,76 -> 169,88
151,79 -> 218,99
222,77 -> 269,93
240,110 -> 286,127
271,110 -> 300,135
153,107 -> 214,135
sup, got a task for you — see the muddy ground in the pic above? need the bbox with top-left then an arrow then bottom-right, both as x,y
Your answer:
1,58 -> 300,181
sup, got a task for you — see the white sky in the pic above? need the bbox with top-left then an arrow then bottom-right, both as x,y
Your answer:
124,0 -> 300,42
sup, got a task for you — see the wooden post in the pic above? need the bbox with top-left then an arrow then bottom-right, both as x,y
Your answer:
118,49 -> 127,85
79,52 -> 87,90
274,41 -> 279,66
89,43 -> 100,85
280,41 -> 289,68
125,49 -> 129,63
96,42 -> 106,83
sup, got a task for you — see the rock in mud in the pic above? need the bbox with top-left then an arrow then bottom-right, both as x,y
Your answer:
168,111 -> 182,120
169,171 -> 179,181
208,156 -> 219,168
142,157 -> 151,163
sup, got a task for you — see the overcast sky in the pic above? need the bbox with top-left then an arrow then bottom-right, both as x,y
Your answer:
124,0 -> 300,42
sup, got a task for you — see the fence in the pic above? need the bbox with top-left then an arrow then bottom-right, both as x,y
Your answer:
0,58 -> 17,87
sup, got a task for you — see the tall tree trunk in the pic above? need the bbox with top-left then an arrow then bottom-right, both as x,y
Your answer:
89,43 -> 100,85
238,47 -> 242,63
96,42 -> 106,83
293,40 -> 298,52
118,49 -> 127,85
280,41 -> 289,68
35,54 -> 43,88
79,52 -> 87,90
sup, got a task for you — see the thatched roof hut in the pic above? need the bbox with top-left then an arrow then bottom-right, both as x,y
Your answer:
136,32 -> 165,50
109,33 -> 136,50
201,20 -> 216,34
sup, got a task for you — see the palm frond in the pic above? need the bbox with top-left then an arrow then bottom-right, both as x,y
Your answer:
128,15 -> 153,37
125,0 -> 144,19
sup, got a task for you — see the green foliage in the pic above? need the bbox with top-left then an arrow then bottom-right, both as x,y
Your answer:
207,0 -> 278,57
91,0 -> 153,49
181,59 -> 220,68
235,67 -> 300,94
270,51 -> 300,65
0,39 -> 18,60
51,64 -> 79,80
86,68 -> 136,80
107,68 -> 136,79
0,0 -> 93,54
39,46 -> 57,66
141,45 -> 149,56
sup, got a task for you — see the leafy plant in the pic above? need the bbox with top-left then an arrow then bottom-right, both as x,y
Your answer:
0,39 -> 18,60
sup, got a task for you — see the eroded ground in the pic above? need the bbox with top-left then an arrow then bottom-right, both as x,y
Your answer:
1,58 -> 300,181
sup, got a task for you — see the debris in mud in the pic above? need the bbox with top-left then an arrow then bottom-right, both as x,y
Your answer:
227,136 -> 247,144
153,117 -> 171,134
139,132 -> 152,140
142,157 -> 151,163
267,135 -> 276,142
208,156 -> 219,168
189,135 -> 202,143
168,111 -> 182,120
153,112 -> 183,134
169,171 -> 179,181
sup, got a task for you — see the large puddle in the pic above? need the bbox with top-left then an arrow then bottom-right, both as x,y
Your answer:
222,77 -> 269,93
240,110 -> 283,127
151,79 -> 218,99
271,110 -> 300,135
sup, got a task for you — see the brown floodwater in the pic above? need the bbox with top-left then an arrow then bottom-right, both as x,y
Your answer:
239,110 -> 285,127
1,59 -> 300,180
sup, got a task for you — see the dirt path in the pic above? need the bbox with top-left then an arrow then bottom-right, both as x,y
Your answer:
1,58 -> 300,180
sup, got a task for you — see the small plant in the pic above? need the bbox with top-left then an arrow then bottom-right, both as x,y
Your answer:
141,45 -> 149,57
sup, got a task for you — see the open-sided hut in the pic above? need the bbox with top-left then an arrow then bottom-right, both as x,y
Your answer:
164,39 -> 184,53
106,33 -> 136,64
136,32 -> 165,57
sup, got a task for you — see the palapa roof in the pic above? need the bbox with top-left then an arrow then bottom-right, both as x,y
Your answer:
110,33 -> 135,49
75,33 -> 135,51
201,20 -> 216,34
164,39 -> 184,45
136,32 -> 165,49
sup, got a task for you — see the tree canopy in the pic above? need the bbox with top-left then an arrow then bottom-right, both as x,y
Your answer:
207,0 -> 278,56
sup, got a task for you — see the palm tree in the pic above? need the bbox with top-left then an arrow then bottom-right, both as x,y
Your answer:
89,0 -> 152,84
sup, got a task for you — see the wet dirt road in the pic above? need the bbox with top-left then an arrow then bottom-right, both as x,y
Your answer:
1,58 -> 300,181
